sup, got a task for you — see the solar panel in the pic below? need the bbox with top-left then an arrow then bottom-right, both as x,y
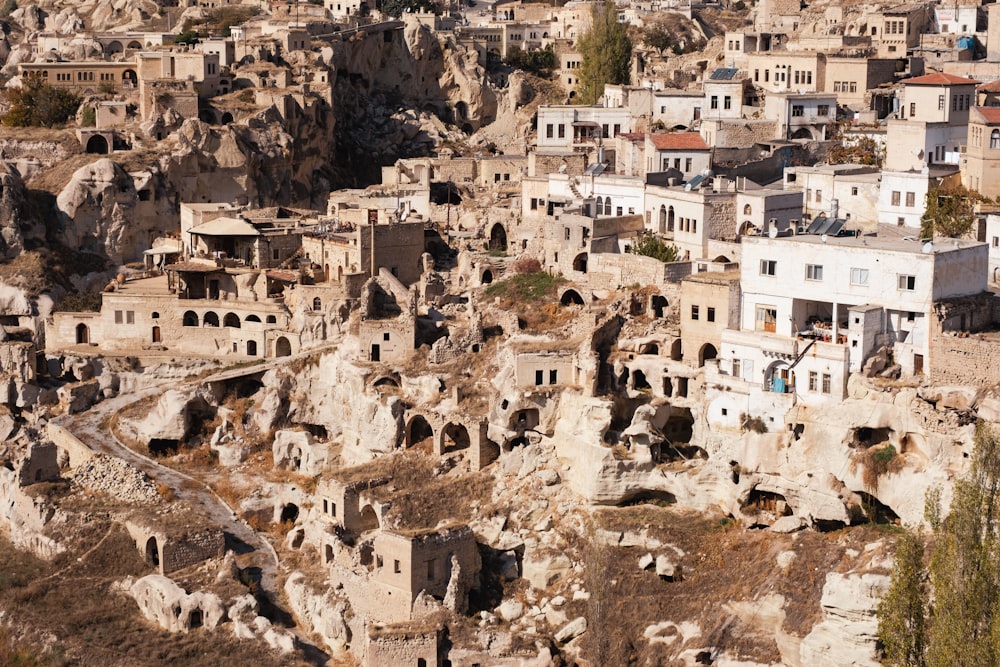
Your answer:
710,68 -> 739,80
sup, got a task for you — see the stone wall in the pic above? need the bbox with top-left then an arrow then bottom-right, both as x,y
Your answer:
46,423 -> 97,468
928,334 -> 1000,386
708,120 -> 779,149
366,626 -> 439,666
162,529 -> 226,574
528,151 -> 587,177
588,253 -> 691,289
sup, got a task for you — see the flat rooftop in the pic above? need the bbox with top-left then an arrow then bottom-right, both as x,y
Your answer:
750,224 -> 984,254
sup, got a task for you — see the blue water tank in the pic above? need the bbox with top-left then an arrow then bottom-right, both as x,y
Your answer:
958,36 -> 974,51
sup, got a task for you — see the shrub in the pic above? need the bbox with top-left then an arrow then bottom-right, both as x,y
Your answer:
627,232 -> 681,262
80,106 -> 96,127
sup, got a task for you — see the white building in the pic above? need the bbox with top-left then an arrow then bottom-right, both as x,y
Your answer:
536,105 -> 632,151
876,166 -> 960,228
784,164 -> 881,228
707,228 -> 987,428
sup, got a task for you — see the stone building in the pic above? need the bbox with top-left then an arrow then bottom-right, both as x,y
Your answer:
679,270 -> 741,368
962,106 -> 1000,198
303,218 -> 426,287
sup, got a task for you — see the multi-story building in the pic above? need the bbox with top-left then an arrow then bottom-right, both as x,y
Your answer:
885,72 -> 977,171
962,106 -> 1000,198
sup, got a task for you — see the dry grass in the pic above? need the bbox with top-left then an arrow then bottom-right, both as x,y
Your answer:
579,506 -> 867,664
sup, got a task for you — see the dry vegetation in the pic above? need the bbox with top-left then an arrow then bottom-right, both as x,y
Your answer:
579,506 -> 889,665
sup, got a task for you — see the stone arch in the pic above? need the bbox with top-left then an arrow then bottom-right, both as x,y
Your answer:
372,375 -> 399,388
560,288 -> 584,306
651,295 -> 669,318
791,127 -> 814,141
127,40 -> 142,50
658,204 -> 667,233
406,414 -> 434,447
455,101 -> 469,122
739,220 -> 757,236
221,111 -> 234,124
203,311 -> 220,327
667,206 -> 675,232
481,269 -> 493,284
245,314 -> 261,323
145,536 -> 160,567
489,223 -> 507,251
75,322 -> 90,344
359,504 -> 379,532
639,342 -> 659,355
183,311 -> 198,327
223,312 -> 241,328
312,297 -> 322,311
266,315 -> 277,324
439,422 -> 470,454
572,253 -> 588,273
106,40 -> 124,54
86,134 -> 109,155
713,255 -> 731,263
122,69 -> 137,86
698,343 -> 718,367
670,339 -> 683,360
247,340 -> 258,355
275,336 -> 292,357
279,503 -> 299,523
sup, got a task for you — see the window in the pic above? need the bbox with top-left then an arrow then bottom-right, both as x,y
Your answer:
805,264 -> 823,281
126,311 -> 134,324
992,129 -> 1000,149
850,267 -> 869,285
535,370 -> 543,385
494,173 -> 501,183
808,371 -> 818,391
530,197 -> 538,210
791,105 -> 804,117
822,373 -> 831,394
732,358 -> 741,378
910,102 -> 916,117
851,186 -> 859,196
938,95 -> 945,110
394,560 -> 401,573
114,310 -> 123,324
707,307 -> 716,322
710,95 -> 719,109
759,259 -> 777,276
564,227 -> 570,240
724,96 -> 732,110
685,158 -> 692,171
549,369 -> 558,384
817,105 -> 829,117
897,274 -> 916,291
815,190 -> 822,204
546,124 -> 553,138
382,332 -> 390,341
848,81 -> 855,92
905,191 -> 915,207
891,191 -> 901,206
994,236 -> 999,248
691,305 -> 700,320
272,248 -> 280,260
557,124 -> 565,138
833,81 -> 841,92
755,306 -> 777,332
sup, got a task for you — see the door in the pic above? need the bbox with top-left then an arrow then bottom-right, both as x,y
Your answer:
209,280 -> 220,300
914,353 -> 924,375
152,326 -> 161,343
371,344 -> 381,362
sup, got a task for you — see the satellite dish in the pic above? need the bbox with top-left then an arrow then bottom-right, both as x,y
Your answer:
922,242 -> 933,254
768,227 -> 779,239
821,234 -> 828,243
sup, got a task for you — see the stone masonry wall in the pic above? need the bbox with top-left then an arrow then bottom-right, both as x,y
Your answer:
162,529 -> 225,573
928,334 -> 1000,387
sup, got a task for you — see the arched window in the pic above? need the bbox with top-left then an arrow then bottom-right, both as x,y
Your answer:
659,205 -> 666,231
991,129 -> 1000,149
312,297 -> 322,311
183,311 -> 198,327
667,206 -> 675,232
604,197 -> 612,213
596,198 -> 604,215
743,204 -> 752,215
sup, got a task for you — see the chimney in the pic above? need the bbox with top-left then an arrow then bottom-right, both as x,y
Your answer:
830,198 -> 839,220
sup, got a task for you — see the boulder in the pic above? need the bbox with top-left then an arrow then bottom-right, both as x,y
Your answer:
554,617 -> 587,643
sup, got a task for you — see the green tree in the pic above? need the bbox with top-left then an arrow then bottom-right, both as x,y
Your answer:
174,30 -> 200,45
878,529 -> 927,667
643,23 -> 672,56
877,423 -> 1000,667
920,184 -> 980,239
505,46 -> 557,77
2,73 -> 81,128
574,1 -> 632,105
627,232 -> 681,262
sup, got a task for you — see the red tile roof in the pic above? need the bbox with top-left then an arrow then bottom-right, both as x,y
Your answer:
979,79 -> 1000,92
648,132 -> 709,151
904,72 -> 979,86
975,106 -> 1000,124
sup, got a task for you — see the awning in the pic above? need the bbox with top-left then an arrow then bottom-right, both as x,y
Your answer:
189,216 -> 259,237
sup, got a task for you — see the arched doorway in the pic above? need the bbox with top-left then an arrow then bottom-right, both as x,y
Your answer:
489,223 -> 507,251
359,505 -> 379,532
275,337 -> 291,357
221,111 -> 234,124
572,253 -> 588,273
76,323 -> 89,344
667,206 -> 675,232
145,537 -> 160,567
406,415 -> 434,447
122,69 -> 137,86
183,311 -> 198,327
698,343 -> 718,367
106,40 -> 123,54
670,339 -> 682,360
247,340 -> 257,356
651,295 -> 668,318
765,360 -> 793,393
280,503 -> 299,524
203,312 -> 220,327
560,289 -> 584,306
481,269 -> 493,284
791,127 -> 814,140
441,422 -> 470,453
85,134 -> 109,154
658,205 -> 667,234
127,41 -> 142,50
223,312 -> 240,328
